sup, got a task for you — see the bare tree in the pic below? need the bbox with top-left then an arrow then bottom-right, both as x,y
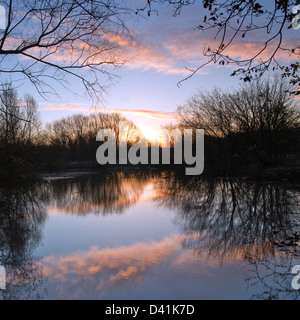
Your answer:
0,0 -> 132,100
178,78 -> 299,135
139,0 -> 300,92
0,83 -> 20,145
21,94 -> 41,143
177,78 -> 300,165
0,83 -> 40,145
0,83 -> 41,178
44,111 -> 136,149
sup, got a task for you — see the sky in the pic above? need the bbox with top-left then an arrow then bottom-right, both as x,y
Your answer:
38,1 -> 241,138
3,1 -> 300,139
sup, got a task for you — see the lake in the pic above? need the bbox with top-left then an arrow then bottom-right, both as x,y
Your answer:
1,169 -> 300,300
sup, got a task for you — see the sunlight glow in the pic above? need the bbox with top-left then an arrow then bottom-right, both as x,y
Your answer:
140,126 -> 163,143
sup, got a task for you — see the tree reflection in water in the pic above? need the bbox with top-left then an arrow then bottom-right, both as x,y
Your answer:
0,170 -> 158,299
155,171 -> 300,299
43,170 -> 157,215
1,169 -> 300,299
0,182 -> 48,299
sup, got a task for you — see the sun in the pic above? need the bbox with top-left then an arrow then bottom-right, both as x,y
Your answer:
140,126 -> 162,143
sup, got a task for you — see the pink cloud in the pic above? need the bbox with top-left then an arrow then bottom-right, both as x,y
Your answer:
104,108 -> 177,120
164,29 -> 299,63
41,103 -> 90,112
41,103 -> 177,121
3,13 -> 299,77
40,234 -> 200,290
102,28 -> 299,77
37,233 -> 271,298
103,32 -> 191,75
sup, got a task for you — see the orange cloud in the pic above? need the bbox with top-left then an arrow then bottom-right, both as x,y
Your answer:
103,32 -> 190,75
5,231 -> 275,298
5,18 -> 298,77
41,103 -> 176,121
164,30 -> 299,66
103,108 -> 177,120
41,103 -> 90,112
104,29 -> 299,76
38,233 -> 273,299
41,235 -> 193,288
220,40 -> 299,62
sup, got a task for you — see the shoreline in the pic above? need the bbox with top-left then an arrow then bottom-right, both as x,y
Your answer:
38,161 -> 300,187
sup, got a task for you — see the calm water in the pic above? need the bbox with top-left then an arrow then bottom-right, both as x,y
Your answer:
1,169 -> 300,300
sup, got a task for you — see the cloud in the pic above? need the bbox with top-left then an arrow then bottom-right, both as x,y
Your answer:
163,31 -> 299,67
41,234 -> 198,290
220,39 -> 300,62
104,108 -> 177,120
5,8 -> 299,78
103,32 -> 192,75
16,21 -> 297,79
37,233 -> 272,299
102,23 -> 299,76
41,103 -> 90,112
41,103 -> 177,121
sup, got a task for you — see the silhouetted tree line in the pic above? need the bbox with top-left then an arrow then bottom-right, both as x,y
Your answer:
0,84 -> 42,181
0,78 -> 299,182
39,112 -> 136,171
0,82 -> 137,182
176,78 -> 300,178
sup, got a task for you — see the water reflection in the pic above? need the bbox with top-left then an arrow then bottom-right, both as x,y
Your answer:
0,183 -> 47,299
245,247 -> 300,300
1,170 -> 163,299
0,170 -> 300,299
40,234 -> 197,299
155,172 -> 300,299
44,171 -> 159,215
